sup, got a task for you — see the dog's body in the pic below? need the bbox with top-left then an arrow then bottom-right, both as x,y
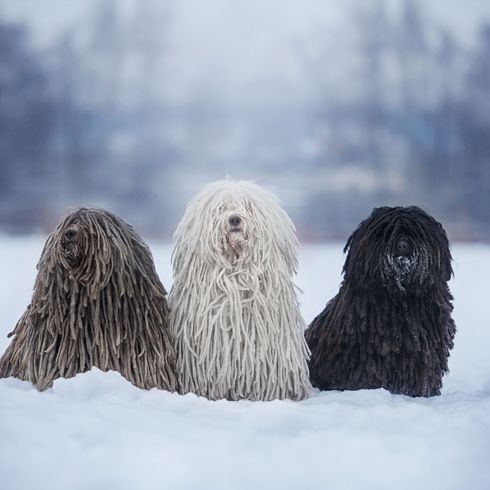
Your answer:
306,206 -> 456,397
0,208 -> 176,391
169,180 -> 312,401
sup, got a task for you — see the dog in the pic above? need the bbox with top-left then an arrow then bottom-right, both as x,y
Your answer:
0,207 -> 176,391
169,179 -> 312,401
305,206 -> 456,397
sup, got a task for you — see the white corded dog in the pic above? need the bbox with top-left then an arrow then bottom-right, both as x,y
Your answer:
169,180 -> 312,401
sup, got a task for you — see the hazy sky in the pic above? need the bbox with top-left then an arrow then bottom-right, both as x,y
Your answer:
2,0 -> 490,103
3,0 -> 490,45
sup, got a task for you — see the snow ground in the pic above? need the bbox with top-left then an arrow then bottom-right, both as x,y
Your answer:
0,237 -> 489,490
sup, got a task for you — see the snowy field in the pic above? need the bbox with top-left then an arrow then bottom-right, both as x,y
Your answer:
1,236 -> 489,490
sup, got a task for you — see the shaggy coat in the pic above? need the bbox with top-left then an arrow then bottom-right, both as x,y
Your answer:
169,180 -> 312,401
305,206 -> 456,397
0,208 -> 176,391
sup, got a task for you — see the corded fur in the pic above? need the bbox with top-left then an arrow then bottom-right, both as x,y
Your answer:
305,206 -> 456,397
169,180 -> 312,401
0,208 -> 176,391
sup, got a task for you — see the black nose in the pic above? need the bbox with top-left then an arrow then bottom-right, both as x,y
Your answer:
64,229 -> 78,241
397,240 -> 410,255
229,215 -> 242,227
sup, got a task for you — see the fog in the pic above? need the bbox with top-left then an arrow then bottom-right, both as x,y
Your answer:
1,0 -> 489,240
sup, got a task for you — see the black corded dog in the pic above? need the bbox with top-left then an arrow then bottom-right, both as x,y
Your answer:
305,206 -> 456,397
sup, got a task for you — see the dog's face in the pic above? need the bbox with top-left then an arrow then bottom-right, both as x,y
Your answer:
343,206 -> 452,292
59,222 -> 84,268
215,198 -> 254,260
54,211 -> 95,274
225,211 -> 249,256
383,231 -> 423,291
47,208 -> 133,287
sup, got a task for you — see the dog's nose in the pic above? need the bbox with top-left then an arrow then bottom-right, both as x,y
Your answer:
229,215 -> 242,227
397,240 -> 410,255
64,228 -> 78,241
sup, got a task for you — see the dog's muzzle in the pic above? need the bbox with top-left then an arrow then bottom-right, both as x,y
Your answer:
60,227 -> 82,267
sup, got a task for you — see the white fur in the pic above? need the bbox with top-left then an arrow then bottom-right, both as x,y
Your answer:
169,179 -> 312,401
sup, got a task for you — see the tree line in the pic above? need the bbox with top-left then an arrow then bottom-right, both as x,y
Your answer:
0,0 -> 489,240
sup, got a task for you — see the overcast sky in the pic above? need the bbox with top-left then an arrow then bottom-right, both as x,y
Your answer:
2,0 -> 490,104
3,0 -> 490,44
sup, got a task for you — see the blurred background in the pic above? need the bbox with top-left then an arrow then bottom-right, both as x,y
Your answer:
0,0 -> 489,241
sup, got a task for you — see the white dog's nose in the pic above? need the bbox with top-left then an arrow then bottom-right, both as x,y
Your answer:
229,215 -> 242,227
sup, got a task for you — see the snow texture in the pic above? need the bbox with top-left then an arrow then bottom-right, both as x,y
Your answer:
1,237 -> 489,490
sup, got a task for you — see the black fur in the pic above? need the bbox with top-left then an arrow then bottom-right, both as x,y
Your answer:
305,206 -> 456,397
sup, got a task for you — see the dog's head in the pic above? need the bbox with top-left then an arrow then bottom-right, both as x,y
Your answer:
173,180 -> 298,271
39,207 -> 148,293
343,206 -> 452,292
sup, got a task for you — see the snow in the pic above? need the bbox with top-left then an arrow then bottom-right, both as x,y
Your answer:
1,236 -> 490,490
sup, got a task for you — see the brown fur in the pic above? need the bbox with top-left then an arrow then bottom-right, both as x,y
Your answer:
0,208 -> 176,391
